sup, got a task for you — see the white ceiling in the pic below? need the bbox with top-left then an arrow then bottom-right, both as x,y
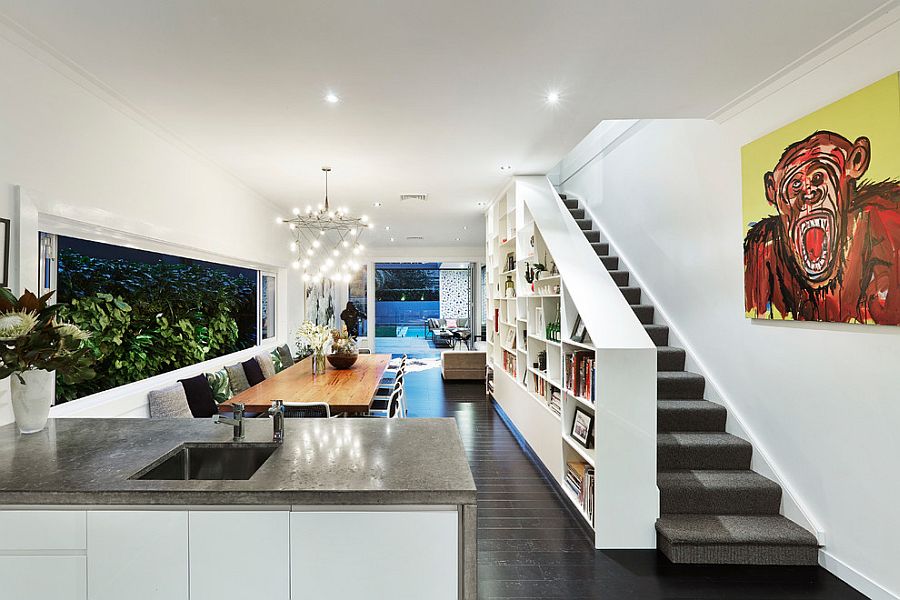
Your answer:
0,0 -> 891,248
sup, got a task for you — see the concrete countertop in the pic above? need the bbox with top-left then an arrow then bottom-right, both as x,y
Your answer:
0,417 -> 477,506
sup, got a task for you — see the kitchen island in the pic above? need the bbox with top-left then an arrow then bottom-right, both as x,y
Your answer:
0,417 -> 477,600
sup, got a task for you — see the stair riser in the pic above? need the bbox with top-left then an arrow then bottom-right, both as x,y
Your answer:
658,444 -> 751,470
591,243 -> 609,256
657,408 -> 725,432
658,377 -> 705,399
568,208 -> 585,219
600,256 -> 618,269
645,326 -> 669,346
610,271 -> 629,286
575,219 -> 593,231
657,349 -> 686,372
584,231 -> 601,243
659,486 -> 781,515
633,305 -> 654,324
563,198 -> 578,209
657,536 -> 818,566
620,287 -> 641,304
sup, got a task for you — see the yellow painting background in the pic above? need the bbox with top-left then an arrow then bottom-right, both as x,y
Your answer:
741,73 -> 900,232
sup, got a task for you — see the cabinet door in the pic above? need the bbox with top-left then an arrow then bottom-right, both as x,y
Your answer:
87,511 -> 188,600
189,511 -> 290,600
0,556 -> 86,600
290,510 -> 458,600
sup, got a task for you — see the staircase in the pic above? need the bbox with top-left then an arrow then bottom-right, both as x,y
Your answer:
560,193 -> 819,566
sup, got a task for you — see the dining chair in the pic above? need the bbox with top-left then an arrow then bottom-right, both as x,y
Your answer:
283,402 -> 331,418
369,388 -> 402,418
381,354 -> 407,384
370,374 -> 404,415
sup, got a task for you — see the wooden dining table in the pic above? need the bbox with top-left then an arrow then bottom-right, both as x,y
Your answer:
219,353 -> 392,415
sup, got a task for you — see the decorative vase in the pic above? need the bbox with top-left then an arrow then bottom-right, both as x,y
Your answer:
312,350 -> 327,375
10,369 -> 55,434
327,353 -> 358,370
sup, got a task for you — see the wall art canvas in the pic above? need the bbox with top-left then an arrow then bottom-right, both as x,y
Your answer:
742,73 -> 900,325
304,278 -> 336,327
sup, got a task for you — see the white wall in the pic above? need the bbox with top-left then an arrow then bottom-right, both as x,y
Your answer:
559,16 -> 900,600
0,28 -> 299,422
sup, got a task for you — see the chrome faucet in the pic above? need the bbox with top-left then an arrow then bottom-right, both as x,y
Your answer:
268,400 -> 285,443
213,402 -> 245,441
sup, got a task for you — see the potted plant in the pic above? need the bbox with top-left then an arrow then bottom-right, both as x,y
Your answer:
327,327 -> 358,370
296,321 -> 332,375
0,289 -> 95,434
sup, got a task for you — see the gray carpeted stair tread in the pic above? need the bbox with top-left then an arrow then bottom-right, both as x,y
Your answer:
575,218 -> 593,231
658,400 -> 726,431
658,371 -> 705,399
568,208 -> 585,219
658,470 -> 782,514
620,286 -> 642,304
644,324 -> 669,346
656,514 -> 817,546
610,270 -> 630,286
658,432 -> 752,470
656,346 -> 686,371
584,230 -> 601,243
591,242 -> 609,256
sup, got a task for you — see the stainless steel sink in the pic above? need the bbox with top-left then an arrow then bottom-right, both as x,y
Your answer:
131,443 -> 279,481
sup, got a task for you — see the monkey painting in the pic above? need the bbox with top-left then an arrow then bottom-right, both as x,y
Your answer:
744,130 -> 900,325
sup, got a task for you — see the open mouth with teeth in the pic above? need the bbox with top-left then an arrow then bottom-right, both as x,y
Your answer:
793,212 -> 835,278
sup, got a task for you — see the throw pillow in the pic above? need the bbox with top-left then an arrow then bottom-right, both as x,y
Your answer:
270,349 -> 284,373
278,344 -> 295,368
242,357 -> 265,386
256,352 -> 276,379
225,363 -> 250,394
445,318 -> 458,328
179,373 -> 218,418
205,368 -> 233,404
147,383 -> 192,418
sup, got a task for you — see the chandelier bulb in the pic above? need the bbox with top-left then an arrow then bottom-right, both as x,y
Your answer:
306,249 -> 314,256
291,261 -> 300,270
292,207 -> 300,215
312,240 -> 321,248
275,217 -> 283,224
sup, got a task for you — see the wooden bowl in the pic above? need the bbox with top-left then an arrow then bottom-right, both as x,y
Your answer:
326,353 -> 358,370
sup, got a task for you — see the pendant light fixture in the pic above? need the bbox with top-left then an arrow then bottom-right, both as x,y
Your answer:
277,167 -> 372,282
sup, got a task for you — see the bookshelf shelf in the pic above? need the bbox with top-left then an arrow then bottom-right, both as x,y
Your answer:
563,485 -> 594,528
567,392 -> 595,411
563,435 -> 595,467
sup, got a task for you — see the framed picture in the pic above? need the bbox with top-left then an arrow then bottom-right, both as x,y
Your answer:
572,314 -> 587,343
571,408 -> 593,448
570,314 -> 581,340
0,218 -> 8,287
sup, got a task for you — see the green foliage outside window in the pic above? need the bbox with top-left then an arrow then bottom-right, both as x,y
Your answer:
55,248 -> 256,403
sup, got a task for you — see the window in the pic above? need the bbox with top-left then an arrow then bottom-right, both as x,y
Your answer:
51,234 -> 260,403
348,265 -> 368,337
260,273 -> 276,341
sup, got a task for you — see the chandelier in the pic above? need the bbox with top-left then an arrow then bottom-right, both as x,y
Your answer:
277,167 -> 372,283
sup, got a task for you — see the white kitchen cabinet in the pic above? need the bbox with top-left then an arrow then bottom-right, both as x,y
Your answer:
87,511 -> 189,600
0,556 -> 86,600
189,511 -> 290,600
289,510 -> 458,600
0,510 -> 86,551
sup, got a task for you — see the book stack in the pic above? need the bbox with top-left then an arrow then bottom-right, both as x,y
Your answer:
564,351 -> 596,402
532,372 -> 547,396
565,461 -> 595,523
548,387 -> 562,416
502,350 -> 517,378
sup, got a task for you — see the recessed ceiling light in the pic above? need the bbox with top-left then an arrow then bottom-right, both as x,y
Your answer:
476,201 -> 486,207
373,202 -> 382,207
384,226 -> 390,231
455,237 -> 460,241
499,165 -> 512,172
390,237 -> 395,242
325,92 -> 340,104
546,91 -> 560,104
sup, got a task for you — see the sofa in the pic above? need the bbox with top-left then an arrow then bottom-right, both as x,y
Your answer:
441,350 -> 486,380
427,318 -> 470,347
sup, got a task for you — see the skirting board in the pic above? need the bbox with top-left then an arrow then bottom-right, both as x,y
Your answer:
819,550 -> 899,600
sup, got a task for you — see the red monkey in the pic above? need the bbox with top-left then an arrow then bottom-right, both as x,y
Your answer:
744,131 -> 900,324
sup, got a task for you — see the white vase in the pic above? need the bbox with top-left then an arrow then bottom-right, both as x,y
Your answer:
10,369 -> 56,434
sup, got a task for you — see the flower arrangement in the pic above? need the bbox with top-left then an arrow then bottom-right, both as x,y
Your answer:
0,288 -> 95,384
330,326 -> 357,355
296,321 -> 332,354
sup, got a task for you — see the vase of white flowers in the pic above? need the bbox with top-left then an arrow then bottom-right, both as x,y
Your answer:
296,321 -> 332,375
0,289 -> 94,434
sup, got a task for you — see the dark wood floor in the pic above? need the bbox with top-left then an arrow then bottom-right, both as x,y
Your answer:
402,361 -> 866,599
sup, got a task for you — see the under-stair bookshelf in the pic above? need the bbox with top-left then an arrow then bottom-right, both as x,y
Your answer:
485,177 -> 657,550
